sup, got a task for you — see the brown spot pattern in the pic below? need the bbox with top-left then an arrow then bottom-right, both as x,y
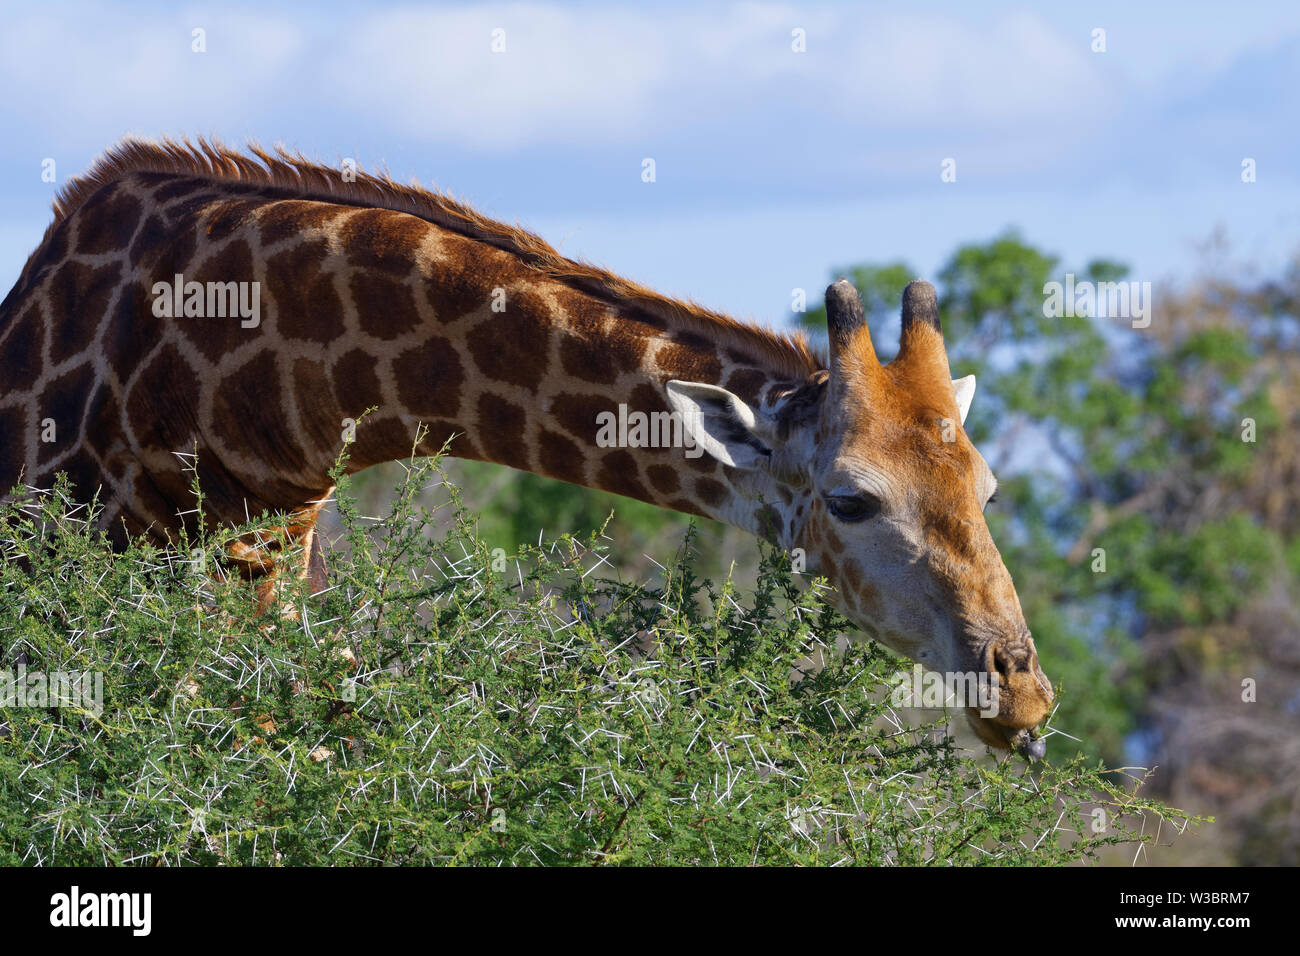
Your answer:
723,367 -> 768,404
0,305 -> 44,392
340,209 -> 429,276
331,348 -> 383,413
476,393 -> 530,469
352,272 -> 421,339
0,407 -> 28,493
75,189 -> 141,255
292,358 -> 339,451
180,240 -> 262,364
598,450 -> 650,501
694,477 -> 727,508
47,261 -> 121,364
550,392 -> 609,444
129,215 -> 168,267
259,200 -> 347,246
105,281 -> 166,381
656,340 -> 722,383
36,362 -> 96,464
536,428 -> 586,486
393,336 -> 464,419
211,350 -> 308,473
646,464 -> 680,495
424,232 -> 526,324
125,344 -> 201,453
203,199 -> 264,243
151,177 -> 207,203
265,237 -> 346,343
465,298 -> 551,391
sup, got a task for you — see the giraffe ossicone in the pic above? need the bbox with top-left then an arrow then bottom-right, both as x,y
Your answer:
0,138 -> 1053,754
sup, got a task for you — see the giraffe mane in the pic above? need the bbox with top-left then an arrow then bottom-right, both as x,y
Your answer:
53,136 -> 824,380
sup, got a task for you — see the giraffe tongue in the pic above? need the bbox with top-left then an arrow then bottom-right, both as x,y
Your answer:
1010,727 -> 1046,761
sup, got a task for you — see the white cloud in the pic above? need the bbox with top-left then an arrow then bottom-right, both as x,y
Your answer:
327,4 -> 1110,148
833,11 -> 1111,128
332,3 -> 796,148
0,0 -> 1257,161
0,5 -> 305,141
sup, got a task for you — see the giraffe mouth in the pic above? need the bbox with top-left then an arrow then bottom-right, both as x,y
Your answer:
954,633 -> 1052,758
965,708 -> 1047,759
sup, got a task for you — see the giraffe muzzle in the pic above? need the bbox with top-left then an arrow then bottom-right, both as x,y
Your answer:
965,708 -> 1049,759
963,635 -> 1054,756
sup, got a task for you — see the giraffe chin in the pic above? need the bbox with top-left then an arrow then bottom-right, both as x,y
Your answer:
965,708 -> 1047,761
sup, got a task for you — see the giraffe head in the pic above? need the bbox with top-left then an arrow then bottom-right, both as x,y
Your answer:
667,279 -> 1053,755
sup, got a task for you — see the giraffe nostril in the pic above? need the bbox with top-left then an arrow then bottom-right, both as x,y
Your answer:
987,640 -> 1033,679
986,642 -> 1012,679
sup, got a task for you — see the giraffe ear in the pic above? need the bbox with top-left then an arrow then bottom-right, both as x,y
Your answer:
665,380 -> 777,471
953,375 -> 976,425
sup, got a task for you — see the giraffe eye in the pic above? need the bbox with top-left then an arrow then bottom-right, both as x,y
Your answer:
825,494 -> 881,523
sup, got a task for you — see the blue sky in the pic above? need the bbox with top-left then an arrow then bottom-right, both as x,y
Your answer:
2,0 -> 1297,325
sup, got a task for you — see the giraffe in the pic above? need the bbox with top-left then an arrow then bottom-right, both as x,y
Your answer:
0,139 -> 1054,755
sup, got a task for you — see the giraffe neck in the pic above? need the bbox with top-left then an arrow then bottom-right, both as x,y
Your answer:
1,155 -> 822,553
299,199 -> 810,543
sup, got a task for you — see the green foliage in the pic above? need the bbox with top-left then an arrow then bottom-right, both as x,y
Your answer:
1111,513 -> 1280,628
938,230 -> 1062,342
0,469 -> 1197,866
6,228 -> 1287,863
